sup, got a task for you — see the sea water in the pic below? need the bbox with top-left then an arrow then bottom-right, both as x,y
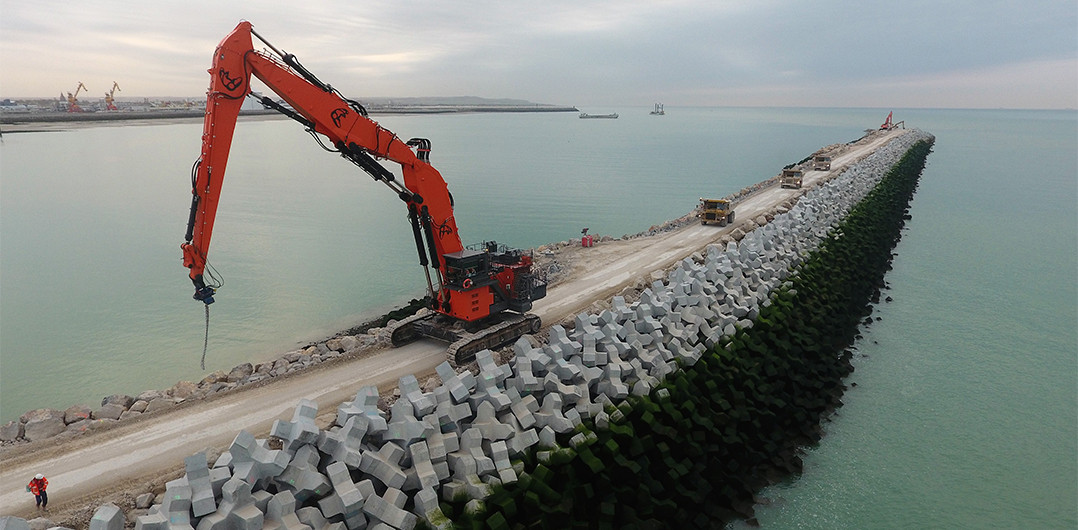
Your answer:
750,109 -> 1078,528
1,107 -> 1074,526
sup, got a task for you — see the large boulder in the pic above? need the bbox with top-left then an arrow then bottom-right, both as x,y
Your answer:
144,398 -> 175,414
93,403 -> 126,421
22,409 -> 65,441
135,493 -> 155,509
65,420 -> 94,436
0,420 -> 23,442
64,404 -> 92,425
101,394 -> 135,409
136,390 -> 165,403
227,363 -> 254,383
326,335 -> 359,352
199,371 -> 228,386
170,381 -> 198,400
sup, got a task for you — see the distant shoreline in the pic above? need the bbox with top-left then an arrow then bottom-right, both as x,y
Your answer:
0,105 -> 580,133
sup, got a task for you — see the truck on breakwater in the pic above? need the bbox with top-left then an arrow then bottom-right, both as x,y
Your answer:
780,168 -> 804,189
814,154 -> 832,171
697,198 -> 735,226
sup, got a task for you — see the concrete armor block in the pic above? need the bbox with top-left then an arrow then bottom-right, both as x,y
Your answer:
227,431 -> 290,488
275,444 -> 331,502
336,387 -> 387,436
271,399 -> 320,453
359,442 -> 408,490
262,491 -> 308,530
317,462 -> 367,529
318,416 -> 367,470
89,503 -> 124,530
398,375 -> 436,417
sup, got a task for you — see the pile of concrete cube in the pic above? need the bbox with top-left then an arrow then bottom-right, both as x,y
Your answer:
69,130 -> 936,530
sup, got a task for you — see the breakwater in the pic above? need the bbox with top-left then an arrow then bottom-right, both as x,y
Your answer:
446,136 -> 935,528
2,130 -> 933,529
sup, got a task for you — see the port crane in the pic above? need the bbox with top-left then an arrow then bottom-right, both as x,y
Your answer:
182,22 -> 546,365
105,82 -> 121,110
64,82 -> 88,112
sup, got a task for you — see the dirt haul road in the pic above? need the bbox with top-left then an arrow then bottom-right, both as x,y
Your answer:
0,129 -> 905,522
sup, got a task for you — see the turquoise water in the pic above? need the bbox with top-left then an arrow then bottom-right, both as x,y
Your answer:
1,107 -> 1075,526
752,109 -> 1078,528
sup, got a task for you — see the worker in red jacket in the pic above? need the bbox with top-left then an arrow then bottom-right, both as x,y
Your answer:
27,473 -> 48,510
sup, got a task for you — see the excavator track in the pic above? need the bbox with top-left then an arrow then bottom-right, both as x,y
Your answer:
388,310 -> 541,368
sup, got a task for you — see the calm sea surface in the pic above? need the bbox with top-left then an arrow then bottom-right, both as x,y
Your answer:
1,107 -> 1075,526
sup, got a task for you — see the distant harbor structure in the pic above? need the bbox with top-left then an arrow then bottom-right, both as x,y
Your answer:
579,112 -> 618,119
650,103 -> 665,115
0,96 -> 580,130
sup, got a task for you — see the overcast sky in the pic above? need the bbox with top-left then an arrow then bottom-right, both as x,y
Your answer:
2,0 -> 1075,109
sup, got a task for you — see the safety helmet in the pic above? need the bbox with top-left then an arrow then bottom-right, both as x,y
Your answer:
35,474 -> 43,479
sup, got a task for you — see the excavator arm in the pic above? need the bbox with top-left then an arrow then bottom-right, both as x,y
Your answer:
182,21 -> 463,305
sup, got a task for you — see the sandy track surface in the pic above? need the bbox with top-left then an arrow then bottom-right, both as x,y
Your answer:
0,129 -> 904,524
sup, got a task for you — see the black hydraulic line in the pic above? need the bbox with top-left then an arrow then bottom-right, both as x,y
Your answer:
282,53 -> 330,92
249,27 -> 331,94
254,94 -> 314,129
420,206 -> 441,270
185,194 -> 200,243
409,204 -> 437,299
406,138 -> 431,163
342,143 -> 419,203
344,142 -> 395,182
185,159 -> 206,243
248,26 -> 330,94
344,97 -> 369,117
408,204 -> 429,268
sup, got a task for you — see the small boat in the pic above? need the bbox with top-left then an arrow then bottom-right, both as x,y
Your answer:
650,103 -> 665,115
579,112 -> 618,119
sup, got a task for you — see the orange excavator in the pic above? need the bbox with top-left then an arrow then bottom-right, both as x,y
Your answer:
182,22 -> 545,365
880,111 -> 904,130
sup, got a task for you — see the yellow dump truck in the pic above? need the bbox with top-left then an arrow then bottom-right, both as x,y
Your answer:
780,169 -> 803,189
813,155 -> 832,171
698,198 -> 735,226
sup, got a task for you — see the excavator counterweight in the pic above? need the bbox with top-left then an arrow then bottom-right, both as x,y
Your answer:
182,22 -> 545,365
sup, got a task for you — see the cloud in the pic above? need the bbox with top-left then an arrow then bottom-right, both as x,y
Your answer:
865,58 -> 1078,109
690,58 -> 1078,109
1,0 -> 1074,108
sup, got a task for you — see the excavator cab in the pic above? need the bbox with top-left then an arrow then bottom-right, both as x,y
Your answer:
444,249 -> 490,291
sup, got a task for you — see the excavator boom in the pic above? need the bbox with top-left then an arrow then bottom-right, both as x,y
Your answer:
181,22 -> 544,363
183,22 -> 462,298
